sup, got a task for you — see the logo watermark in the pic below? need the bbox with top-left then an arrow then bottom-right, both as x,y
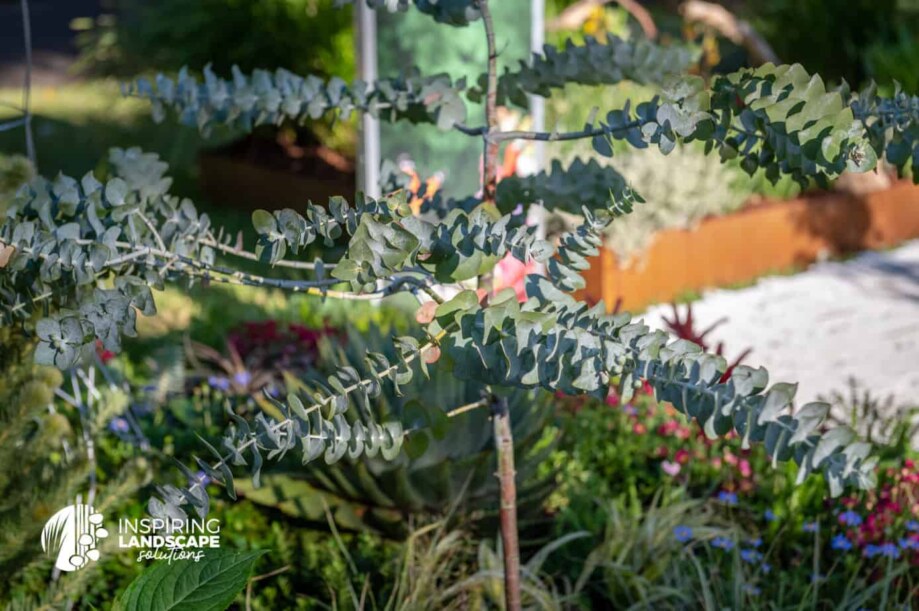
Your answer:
41,497 -> 222,568
118,517 -> 221,563
40,499 -> 108,572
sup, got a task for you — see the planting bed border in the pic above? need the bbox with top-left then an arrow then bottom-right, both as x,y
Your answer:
580,181 -> 919,311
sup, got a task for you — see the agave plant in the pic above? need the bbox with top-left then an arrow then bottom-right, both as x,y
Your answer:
239,324 -> 558,538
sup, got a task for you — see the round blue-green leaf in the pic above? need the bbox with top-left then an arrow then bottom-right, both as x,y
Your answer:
251,209 -> 277,235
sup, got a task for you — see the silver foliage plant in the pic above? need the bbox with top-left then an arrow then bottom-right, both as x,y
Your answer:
6,0 -> 919,527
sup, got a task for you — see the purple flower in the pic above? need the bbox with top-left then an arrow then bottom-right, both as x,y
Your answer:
673,526 -> 693,543
194,470 -> 211,487
742,584 -> 762,596
906,520 -> 919,532
718,491 -> 739,506
760,562 -> 772,574
747,537 -> 763,548
839,510 -> 863,527
803,521 -> 820,533
208,376 -> 231,391
831,534 -> 853,551
712,536 -> 734,550
764,509 -> 777,522
623,404 -> 638,416
740,549 -> 763,563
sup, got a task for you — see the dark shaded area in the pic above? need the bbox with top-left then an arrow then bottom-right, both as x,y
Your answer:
0,0 -> 103,86
198,127 -> 356,211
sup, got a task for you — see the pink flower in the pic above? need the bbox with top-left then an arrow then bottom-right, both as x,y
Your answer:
657,420 -> 679,436
675,449 -> 690,465
739,459 -> 752,478
662,461 -> 681,476
493,254 -> 537,302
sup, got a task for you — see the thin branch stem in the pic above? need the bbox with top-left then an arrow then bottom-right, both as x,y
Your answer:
20,0 -> 35,166
479,0 -> 500,205
202,234 -> 335,271
493,120 -> 642,143
446,399 -> 489,419
137,212 -> 167,252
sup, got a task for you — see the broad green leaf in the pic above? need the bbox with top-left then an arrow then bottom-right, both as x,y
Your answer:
115,549 -> 265,611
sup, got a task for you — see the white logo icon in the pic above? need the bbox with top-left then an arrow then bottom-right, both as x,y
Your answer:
41,499 -> 108,572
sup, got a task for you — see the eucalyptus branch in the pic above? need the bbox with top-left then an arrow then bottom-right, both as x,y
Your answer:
183,327 -> 453,500
492,120 -> 643,143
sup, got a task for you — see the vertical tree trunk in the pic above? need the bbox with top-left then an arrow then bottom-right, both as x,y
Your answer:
478,2 -> 522,608
492,398 -> 522,611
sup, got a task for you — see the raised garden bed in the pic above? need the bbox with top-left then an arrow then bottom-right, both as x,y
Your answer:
580,181 -> 919,311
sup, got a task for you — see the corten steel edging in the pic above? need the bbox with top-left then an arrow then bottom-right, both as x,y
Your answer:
579,181 -> 919,311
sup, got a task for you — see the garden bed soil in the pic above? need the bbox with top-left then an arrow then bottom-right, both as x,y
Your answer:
198,129 -> 355,211
579,180 -> 919,311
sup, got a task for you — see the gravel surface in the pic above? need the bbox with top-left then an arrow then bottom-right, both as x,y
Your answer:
642,240 -> 919,407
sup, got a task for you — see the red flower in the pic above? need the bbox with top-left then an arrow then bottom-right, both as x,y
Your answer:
95,339 -> 116,364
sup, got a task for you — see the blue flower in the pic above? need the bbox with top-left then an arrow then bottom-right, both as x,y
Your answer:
718,491 -> 739,506
906,520 -> 919,532
803,521 -> 820,533
760,562 -> 772,574
864,544 -> 881,558
712,536 -> 734,550
898,538 -> 919,551
742,584 -> 762,596
673,526 -> 693,543
880,542 -> 901,559
208,375 -> 231,391
194,470 -> 211,487
233,370 -> 252,387
740,549 -> 763,563
831,534 -> 853,551
839,510 -> 863,527
764,509 -> 777,522
747,537 -> 763,548
108,417 -> 130,433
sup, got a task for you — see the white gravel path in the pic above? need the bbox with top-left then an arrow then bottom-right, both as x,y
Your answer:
641,240 -> 919,406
